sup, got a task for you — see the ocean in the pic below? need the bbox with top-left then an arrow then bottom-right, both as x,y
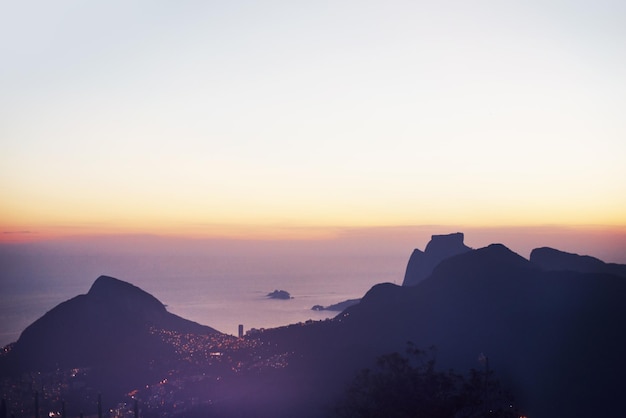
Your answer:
0,237 -> 410,347
3,226 -> 624,348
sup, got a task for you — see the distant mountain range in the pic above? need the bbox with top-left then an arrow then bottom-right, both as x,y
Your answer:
1,235 -> 625,418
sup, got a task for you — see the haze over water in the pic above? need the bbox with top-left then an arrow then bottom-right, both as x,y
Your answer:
2,225 -> 625,347
1,2 -> 625,354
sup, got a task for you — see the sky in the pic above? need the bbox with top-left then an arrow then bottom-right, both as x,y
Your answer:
1,1 -> 625,242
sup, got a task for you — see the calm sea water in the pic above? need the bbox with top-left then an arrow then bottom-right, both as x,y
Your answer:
0,241 -> 408,346
4,227 -> 623,348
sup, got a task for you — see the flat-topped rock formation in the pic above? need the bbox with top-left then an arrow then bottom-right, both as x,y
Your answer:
402,232 -> 472,286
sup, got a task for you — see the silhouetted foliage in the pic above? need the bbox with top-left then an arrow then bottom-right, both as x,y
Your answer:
335,343 -> 521,418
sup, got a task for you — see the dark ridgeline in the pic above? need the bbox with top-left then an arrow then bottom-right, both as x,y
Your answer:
1,275 -> 218,374
254,242 -> 626,417
0,275 -> 219,416
1,238 -> 626,418
402,232 -> 472,286
531,246 -> 626,277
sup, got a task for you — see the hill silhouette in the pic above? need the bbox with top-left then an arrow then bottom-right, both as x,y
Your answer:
531,246 -> 626,277
1,275 -> 217,375
2,243 -> 626,418
256,244 -> 626,417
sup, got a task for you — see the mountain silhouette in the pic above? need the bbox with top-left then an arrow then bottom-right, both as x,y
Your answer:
255,244 -> 626,417
1,275 -> 217,375
2,244 -> 626,418
531,246 -> 626,277
402,232 -> 471,286
349,245 -> 626,417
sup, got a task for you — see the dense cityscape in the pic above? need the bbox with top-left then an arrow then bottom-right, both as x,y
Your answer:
0,325 -> 300,417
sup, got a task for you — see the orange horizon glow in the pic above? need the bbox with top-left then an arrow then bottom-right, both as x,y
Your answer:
2,222 -> 626,265
2,219 -> 626,244
2,194 -> 625,244
2,2 -> 625,250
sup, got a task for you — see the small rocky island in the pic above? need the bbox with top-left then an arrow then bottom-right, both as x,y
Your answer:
267,290 -> 292,300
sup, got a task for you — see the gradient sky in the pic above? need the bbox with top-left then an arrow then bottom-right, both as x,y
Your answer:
2,1 -> 625,240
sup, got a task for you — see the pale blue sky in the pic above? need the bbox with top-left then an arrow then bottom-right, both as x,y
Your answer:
2,1 -> 625,236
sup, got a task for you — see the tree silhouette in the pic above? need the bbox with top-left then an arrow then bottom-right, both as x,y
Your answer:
335,343 -> 521,418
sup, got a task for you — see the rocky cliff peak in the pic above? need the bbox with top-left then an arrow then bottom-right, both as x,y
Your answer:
402,232 -> 471,286
424,232 -> 466,253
